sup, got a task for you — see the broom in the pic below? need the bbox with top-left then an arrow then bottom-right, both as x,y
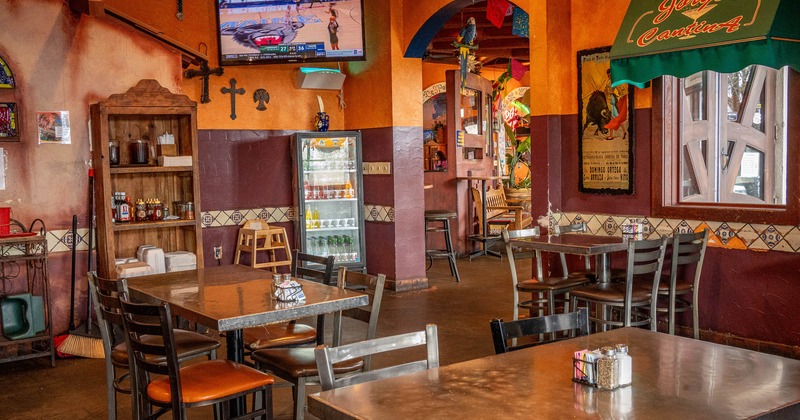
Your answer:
56,176 -> 104,358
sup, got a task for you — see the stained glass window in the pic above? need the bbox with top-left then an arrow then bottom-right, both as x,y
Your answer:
0,56 -> 15,88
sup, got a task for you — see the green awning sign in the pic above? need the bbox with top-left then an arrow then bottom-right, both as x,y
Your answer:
610,0 -> 800,88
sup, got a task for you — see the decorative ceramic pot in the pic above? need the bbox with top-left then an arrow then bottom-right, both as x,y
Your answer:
315,112 -> 330,132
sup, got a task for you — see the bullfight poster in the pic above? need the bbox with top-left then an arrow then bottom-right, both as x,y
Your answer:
578,47 -> 634,194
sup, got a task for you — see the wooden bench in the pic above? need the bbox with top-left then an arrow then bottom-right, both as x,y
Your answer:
471,186 -> 532,235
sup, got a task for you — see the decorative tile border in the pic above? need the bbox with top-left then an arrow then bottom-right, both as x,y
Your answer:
551,211 -> 800,253
43,204 -> 396,255
365,204 -> 394,223
43,209 -> 791,254
200,207 -> 295,227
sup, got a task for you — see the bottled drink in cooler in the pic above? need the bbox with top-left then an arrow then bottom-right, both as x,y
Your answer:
312,206 -> 321,228
328,236 -> 336,260
343,235 -> 354,261
318,236 -> 328,256
335,235 -> 345,261
305,208 -> 312,229
345,180 -> 354,198
308,236 -> 317,255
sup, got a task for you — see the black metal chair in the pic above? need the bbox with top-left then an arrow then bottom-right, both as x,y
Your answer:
502,227 -> 591,320
489,307 -> 590,353
88,273 -> 220,420
570,237 -> 668,331
119,294 -> 274,419
316,324 -> 439,392
243,250 -> 335,352
251,267 -> 386,420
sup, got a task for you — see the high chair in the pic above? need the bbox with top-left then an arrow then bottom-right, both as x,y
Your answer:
233,219 -> 292,272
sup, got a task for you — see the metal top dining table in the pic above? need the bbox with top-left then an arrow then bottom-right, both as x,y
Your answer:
510,232 -> 630,282
128,264 -> 368,416
126,264 -> 369,364
308,328 -> 800,419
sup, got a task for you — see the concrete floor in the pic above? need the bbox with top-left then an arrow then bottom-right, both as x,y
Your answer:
0,255 -> 524,419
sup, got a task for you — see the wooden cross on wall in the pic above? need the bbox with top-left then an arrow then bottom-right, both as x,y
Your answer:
185,61 -> 224,104
221,78 -> 245,120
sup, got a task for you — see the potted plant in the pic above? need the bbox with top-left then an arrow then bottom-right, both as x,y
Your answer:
503,123 -> 532,207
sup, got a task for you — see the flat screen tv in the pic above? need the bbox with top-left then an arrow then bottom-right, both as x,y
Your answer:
216,0 -> 366,66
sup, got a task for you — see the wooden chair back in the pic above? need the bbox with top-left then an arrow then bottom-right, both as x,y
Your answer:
292,250 -> 336,345
88,272 -> 128,352
471,186 -> 531,234
316,324 -> 439,391
490,307 -> 590,354
291,249 -> 335,285
88,272 -> 138,420
118,295 -> 184,417
333,267 -> 387,370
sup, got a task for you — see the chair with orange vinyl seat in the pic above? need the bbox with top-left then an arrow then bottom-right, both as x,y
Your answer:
251,267 -> 386,420
89,273 -> 221,420
119,294 -> 274,419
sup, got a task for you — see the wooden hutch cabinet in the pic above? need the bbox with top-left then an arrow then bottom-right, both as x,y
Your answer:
90,80 -> 203,279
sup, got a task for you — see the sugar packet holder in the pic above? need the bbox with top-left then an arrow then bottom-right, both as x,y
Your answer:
573,348 -> 600,386
274,280 -> 306,302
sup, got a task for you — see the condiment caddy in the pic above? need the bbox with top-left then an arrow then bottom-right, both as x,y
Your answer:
573,344 -> 632,390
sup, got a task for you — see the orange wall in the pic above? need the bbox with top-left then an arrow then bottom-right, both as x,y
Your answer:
571,0 -> 651,110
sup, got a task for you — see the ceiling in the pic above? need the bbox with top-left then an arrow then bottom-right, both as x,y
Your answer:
424,2 -> 529,69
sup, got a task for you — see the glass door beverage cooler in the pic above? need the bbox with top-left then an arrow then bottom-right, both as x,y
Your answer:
293,131 -> 366,271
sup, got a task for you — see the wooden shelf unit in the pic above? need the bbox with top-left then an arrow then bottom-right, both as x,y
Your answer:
90,80 -> 203,279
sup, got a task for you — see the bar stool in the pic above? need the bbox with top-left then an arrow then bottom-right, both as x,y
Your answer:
424,210 -> 460,282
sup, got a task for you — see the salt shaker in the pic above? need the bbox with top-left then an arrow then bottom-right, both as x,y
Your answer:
597,346 -> 619,390
615,344 -> 632,386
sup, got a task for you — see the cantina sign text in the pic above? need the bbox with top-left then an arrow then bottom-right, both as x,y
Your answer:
626,0 -> 754,48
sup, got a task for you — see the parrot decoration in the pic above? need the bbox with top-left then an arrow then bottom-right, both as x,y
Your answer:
453,17 -> 477,94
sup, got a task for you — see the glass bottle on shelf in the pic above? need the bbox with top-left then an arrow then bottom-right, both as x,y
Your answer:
305,208 -> 313,229
312,206 -> 321,228
345,179 -> 354,198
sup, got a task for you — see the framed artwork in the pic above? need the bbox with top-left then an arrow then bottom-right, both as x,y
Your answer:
0,103 -> 18,140
577,46 -> 634,194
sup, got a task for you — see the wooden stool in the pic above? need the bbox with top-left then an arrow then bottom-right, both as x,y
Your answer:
424,210 -> 460,282
234,219 -> 292,272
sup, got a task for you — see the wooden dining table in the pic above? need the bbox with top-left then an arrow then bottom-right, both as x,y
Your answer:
126,264 -> 368,364
510,232 -> 630,282
308,328 -> 800,419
